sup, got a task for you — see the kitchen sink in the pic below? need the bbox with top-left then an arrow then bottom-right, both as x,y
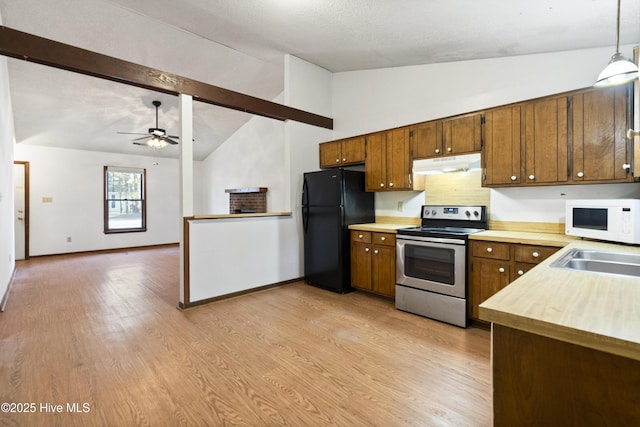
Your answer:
550,248 -> 640,277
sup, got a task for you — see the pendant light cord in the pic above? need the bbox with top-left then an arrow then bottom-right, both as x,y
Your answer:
615,0 -> 621,53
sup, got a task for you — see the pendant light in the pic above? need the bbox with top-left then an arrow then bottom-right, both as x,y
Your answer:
594,0 -> 639,87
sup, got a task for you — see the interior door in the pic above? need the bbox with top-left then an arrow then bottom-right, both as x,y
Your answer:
13,161 -> 28,260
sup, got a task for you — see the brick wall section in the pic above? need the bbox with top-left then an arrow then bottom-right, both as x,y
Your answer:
229,193 -> 267,214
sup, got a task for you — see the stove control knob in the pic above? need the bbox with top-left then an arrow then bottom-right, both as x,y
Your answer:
424,210 -> 430,216
473,210 -> 480,217
431,210 -> 437,216
465,210 -> 471,216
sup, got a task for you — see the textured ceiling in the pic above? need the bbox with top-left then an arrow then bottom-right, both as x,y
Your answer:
2,0 -> 639,160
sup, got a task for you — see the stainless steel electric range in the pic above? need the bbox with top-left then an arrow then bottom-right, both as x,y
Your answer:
396,205 -> 487,327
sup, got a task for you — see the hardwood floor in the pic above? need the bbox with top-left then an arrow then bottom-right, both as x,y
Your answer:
0,246 -> 491,426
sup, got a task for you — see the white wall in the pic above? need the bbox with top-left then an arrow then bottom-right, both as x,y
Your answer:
195,55 -> 331,283
332,46 -> 640,223
13,145 -> 184,256
0,6 -> 16,303
200,94 -> 286,214
285,55 -> 333,275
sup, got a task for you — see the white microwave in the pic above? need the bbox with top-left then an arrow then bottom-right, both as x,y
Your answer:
565,199 -> 640,244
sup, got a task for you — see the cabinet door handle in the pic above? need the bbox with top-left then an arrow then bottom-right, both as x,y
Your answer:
528,174 -> 535,180
518,269 -> 524,276
510,175 -> 517,181
342,157 -> 347,162
577,171 -> 584,178
365,247 -> 370,252
435,148 -> 440,154
336,158 -> 340,163
374,249 -> 379,254
447,147 -> 452,152
380,183 -> 385,188
389,182 -> 394,187
532,251 -> 539,258
486,247 -> 493,253
623,164 -> 631,171
498,267 -> 505,273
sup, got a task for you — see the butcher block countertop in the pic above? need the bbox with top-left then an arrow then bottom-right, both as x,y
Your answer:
348,223 -> 411,233
470,230 -> 577,246
479,239 -> 640,362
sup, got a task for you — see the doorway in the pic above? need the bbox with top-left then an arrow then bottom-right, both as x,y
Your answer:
13,161 -> 29,260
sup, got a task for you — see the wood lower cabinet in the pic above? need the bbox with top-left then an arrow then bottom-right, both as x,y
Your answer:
492,324 -> 640,426
319,136 -> 365,168
469,240 -> 560,320
350,231 -> 396,298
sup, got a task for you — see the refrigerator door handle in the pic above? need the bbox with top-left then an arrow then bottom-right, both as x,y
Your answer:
302,177 -> 309,207
302,206 -> 309,232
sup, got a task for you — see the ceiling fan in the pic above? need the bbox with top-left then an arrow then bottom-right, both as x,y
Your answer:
118,100 -> 178,149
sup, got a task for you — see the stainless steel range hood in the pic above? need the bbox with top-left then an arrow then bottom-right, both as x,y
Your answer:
412,153 -> 481,175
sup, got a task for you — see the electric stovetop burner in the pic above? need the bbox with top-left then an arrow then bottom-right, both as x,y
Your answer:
397,205 -> 488,237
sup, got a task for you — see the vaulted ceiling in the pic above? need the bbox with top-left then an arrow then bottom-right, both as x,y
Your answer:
2,0 -> 639,160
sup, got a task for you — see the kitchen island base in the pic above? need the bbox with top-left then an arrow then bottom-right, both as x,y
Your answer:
492,324 -> 640,426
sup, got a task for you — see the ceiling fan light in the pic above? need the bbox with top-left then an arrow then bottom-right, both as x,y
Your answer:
594,52 -> 639,87
147,137 -> 168,149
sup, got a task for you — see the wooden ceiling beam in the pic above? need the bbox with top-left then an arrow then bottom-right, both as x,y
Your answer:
0,26 -> 333,129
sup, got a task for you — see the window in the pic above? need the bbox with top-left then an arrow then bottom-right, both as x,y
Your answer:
104,166 -> 146,233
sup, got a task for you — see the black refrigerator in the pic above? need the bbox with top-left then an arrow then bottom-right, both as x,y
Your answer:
302,169 -> 375,293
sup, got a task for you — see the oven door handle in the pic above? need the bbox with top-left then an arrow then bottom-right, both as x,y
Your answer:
396,235 -> 466,245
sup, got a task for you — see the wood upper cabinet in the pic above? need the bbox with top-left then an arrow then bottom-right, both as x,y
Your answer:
350,231 -> 396,298
442,113 -> 483,155
571,85 -> 633,183
411,121 -> 443,159
365,128 -> 416,191
319,136 -> 365,168
412,113 -> 482,159
483,105 -> 522,186
522,96 -> 569,185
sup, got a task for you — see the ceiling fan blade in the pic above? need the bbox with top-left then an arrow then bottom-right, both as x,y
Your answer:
162,136 -> 179,145
168,135 -> 180,139
118,131 -> 149,136
132,135 -> 152,142
132,141 -> 148,146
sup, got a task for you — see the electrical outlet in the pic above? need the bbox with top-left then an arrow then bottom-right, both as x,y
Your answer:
397,201 -> 404,212
42,196 -> 53,203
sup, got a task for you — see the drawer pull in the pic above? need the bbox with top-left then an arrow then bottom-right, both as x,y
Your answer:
380,237 -> 386,241
498,267 -> 505,273
358,234 -> 363,239
518,269 -> 524,276
486,247 -> 493,253
532,251 -> 539,258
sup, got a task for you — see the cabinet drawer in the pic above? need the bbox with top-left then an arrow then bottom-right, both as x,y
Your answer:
373,232 -> 395,246
512,262 -> 537,281
512,245 -> 558,264
351,230 -> 372,243
471,241 -> 510,260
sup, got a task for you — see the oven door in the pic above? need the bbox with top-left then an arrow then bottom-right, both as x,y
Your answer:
396,235 -> 466,298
